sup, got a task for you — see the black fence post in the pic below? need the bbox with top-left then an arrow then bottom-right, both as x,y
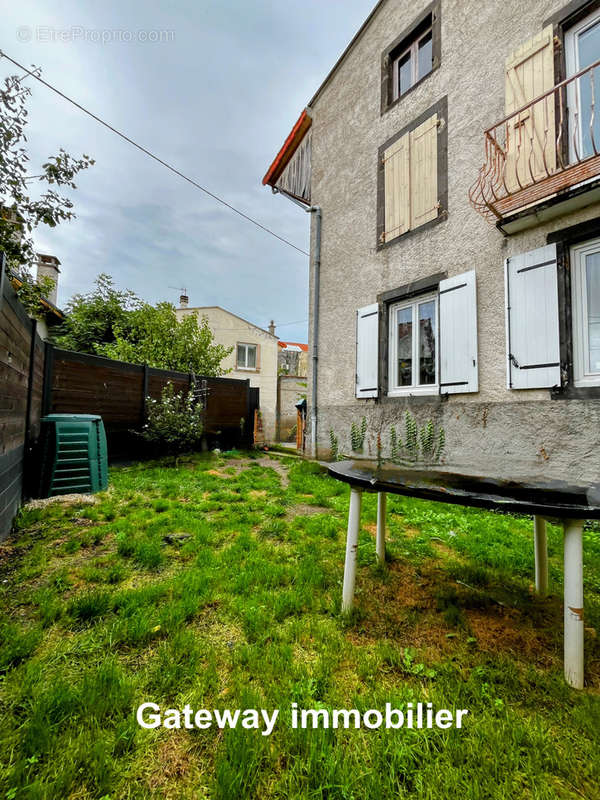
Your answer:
24,318 -> 37,446
142,364 -> 149,424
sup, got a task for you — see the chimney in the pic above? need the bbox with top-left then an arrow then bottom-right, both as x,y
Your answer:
36,254 -> 60,306
179,293 -> 189,308
268,319 -> 276,336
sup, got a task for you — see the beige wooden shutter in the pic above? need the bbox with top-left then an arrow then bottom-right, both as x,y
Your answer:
409,114 -> 438,228
383,134 -> 410,242
504,26 -> 556,192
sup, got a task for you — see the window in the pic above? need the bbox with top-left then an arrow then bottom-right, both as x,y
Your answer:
565,6 -> 600,162
236,343 -> 257,370
355,271 -> 478,399
571,237 -> 600,387
392,27 -> 432,100
388,293 -> 438,395
378,98 -> 447,246
381,2 -> 440,113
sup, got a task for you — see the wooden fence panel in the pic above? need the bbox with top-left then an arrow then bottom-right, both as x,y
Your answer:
0,270 -> 45,539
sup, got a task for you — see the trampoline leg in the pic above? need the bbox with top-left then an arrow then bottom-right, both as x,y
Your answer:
342,488 -> 362,613
376,492 -> 386,566
533,516 -> 548,597
563,519 -> 584,689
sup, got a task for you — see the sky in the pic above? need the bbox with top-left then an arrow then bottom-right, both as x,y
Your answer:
1,0 -> 376,344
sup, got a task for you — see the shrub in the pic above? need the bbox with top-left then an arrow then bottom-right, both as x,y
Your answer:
139,382 -> 204,454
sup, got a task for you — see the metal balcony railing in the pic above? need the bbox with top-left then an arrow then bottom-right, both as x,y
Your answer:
469,58 -> 600,222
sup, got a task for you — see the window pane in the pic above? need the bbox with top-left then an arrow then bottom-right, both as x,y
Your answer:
418,300 -> 436,385
397,307 -> 413,386
577,20 -> 600,158
586,251 -> 600,373
417,30 -> 433,80
237,344 -> 245,367
247,345 -> 256,369
398,51 -> 412,96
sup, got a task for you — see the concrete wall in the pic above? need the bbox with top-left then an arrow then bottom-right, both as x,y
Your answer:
176,306 -> 279,441
307,0 -> 600,481
277,375 -> 307,441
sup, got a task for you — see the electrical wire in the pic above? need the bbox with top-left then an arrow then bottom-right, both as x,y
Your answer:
0,49 -> 310,258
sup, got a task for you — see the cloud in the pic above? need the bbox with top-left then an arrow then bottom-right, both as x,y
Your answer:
2,0 -> 375,343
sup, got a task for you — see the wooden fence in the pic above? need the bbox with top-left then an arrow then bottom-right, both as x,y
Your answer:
0,266 -> 258,537
0,266 -> 46,539
44,348 -> 257,458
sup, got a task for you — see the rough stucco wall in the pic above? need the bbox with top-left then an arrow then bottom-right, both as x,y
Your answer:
307,0 -> 600,479
175,306 -> 279,441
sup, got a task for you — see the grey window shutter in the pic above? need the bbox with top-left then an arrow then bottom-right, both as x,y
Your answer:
356,303 -> 379,398
439,270 -> 479,394
505,243 -> 560,389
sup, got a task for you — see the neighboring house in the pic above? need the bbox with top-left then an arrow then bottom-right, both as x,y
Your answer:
278,341 -> 308,377
10,253 -> 63,339
175,300 -> 279,441
264,0 -> 600,480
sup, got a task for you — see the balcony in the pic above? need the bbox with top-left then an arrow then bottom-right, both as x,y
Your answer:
470,58 -> 600,233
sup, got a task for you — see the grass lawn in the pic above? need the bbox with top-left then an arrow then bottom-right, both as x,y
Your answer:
1,452 -> 599,799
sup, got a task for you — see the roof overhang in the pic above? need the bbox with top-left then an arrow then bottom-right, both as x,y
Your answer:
262,109 -> 312,188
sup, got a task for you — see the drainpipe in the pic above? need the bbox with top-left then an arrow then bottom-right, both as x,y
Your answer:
306,205 -> 321,459
271,187 -> 322,458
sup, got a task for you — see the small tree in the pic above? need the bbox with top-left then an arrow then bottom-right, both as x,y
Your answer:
140,382 -> 204,454
52,274 -> 141,354
100,301 -> 232,376
0,73 -> 94,314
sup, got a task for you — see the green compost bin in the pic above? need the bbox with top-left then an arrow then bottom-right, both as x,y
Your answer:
38,414 -> 108,498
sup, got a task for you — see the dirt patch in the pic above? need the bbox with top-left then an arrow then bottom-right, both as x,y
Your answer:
465,608 -> 558,667
23,494 -> 99,510
287,503 -> 330,519
147,736 -> 192,790
249,489 -> 267,500
255,457 -> 290,488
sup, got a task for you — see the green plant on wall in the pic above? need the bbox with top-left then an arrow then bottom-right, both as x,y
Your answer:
329,429 -> 340,461
389,411 -> 445,465
350,416 -> 367,452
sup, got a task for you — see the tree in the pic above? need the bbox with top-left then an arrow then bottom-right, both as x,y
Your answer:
100,301 -> 232,376
0,72 -> 94,313
52,274 -> 142,354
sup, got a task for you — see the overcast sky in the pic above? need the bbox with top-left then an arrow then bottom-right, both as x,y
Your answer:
2,0 -> 375,343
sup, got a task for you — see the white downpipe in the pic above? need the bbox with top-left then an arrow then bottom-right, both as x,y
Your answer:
563,519 -> 584,689
307,206 -> 321,458
376,492 -> 386,566
534,516 -> 548,596
342,488 -> 362,612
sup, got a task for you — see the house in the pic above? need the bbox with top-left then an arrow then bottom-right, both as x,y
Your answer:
175,299 -> 279,441
278,340 -> 308,377
263,0 -> 600,481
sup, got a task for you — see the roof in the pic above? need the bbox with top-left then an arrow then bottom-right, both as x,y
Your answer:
278,341 -> 308,352
262,109 -> 312,188
10,276 -> 64,321
177,305 -> 278,339
263,0 -> 386,187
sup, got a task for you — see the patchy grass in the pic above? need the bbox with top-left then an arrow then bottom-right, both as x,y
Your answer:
0,452 -> 599,799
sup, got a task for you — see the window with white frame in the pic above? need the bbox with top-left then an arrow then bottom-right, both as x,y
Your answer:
571,237 -> 600,387
236,342 -> 257,370
392,25 -> 433,100
388,293 -> 438,395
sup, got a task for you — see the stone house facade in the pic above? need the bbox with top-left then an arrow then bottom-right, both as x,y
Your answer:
175,303 -> 279,441
264,0 -> 600,480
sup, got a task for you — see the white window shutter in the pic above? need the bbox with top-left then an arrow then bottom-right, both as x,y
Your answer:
439,270 -> 478,394
356,303 -> 379,398
505,243 -> 560,389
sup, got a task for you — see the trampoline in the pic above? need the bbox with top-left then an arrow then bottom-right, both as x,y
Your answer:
327,460 -> 600,689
